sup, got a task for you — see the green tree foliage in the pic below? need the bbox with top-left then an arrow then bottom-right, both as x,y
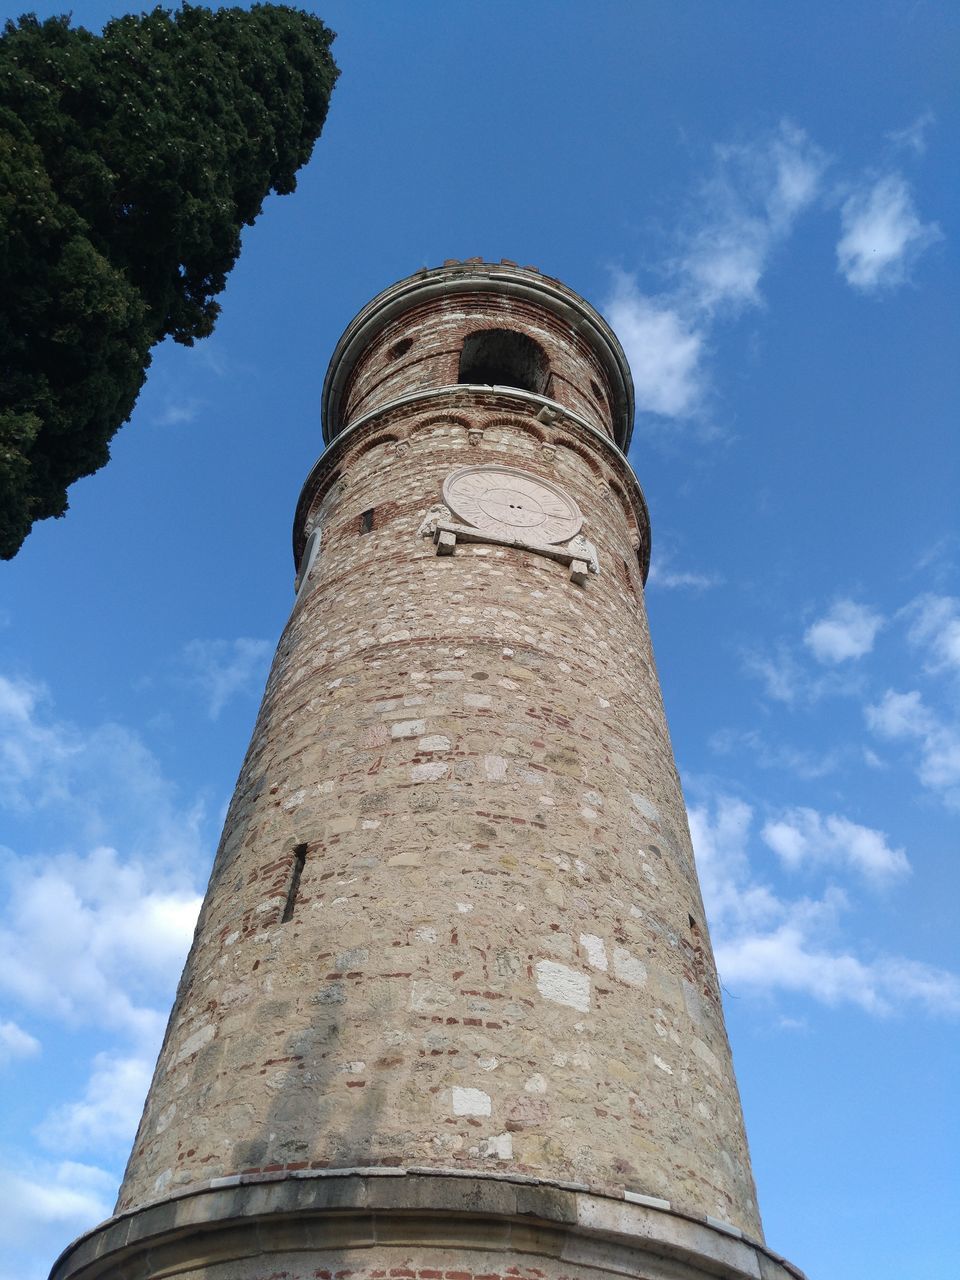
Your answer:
0,4 -> 337,558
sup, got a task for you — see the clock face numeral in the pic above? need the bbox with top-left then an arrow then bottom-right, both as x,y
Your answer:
443,465 -> 583,545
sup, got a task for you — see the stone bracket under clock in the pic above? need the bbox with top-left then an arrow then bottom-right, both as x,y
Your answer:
418,464 -> 600,585
431,520 -> 598,586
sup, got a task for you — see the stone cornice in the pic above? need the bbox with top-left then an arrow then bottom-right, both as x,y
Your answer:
50,1170 -> 806,1280
322,262 -> 636,451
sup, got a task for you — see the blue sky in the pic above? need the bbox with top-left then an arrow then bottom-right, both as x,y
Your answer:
1,3 -> 957,1278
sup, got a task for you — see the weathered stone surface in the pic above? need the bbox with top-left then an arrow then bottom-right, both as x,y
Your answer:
60,262 -> 798,1280
51,1173 -> 807,1280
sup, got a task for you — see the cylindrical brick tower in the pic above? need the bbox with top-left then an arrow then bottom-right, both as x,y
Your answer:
52,261 -> 803,1280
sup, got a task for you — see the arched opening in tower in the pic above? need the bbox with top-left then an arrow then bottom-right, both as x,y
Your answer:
458,328 -> 549,394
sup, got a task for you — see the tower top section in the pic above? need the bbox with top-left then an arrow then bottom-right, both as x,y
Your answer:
321,258 -> 636,452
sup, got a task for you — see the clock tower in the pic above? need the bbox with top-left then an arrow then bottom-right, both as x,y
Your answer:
52,260 -> 804,1280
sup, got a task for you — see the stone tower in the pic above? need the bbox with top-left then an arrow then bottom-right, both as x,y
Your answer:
52,261 -> 802,1280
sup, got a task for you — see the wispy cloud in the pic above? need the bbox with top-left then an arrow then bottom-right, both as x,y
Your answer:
742,596 -> 884,704
0,673 -> 208,1272
606,282 -> 705,418
887,111 -> 935,157
710,727 -> 843,780
0,1157 -> 114,1258
0,1018 -> 41,1066
610,119 -> 943,440
648,565 -> 720,591
741,643 -> 806,705
866,688 -> 960,809
741,641 -> 862,706
678,121 -> 828,314
0,673 -> 205,1036
37,1052 -> 154,1156
646,546 -> 722,591
180,637 -> 272,719
836,173 -> 942,291
739,592 -> 960,807
0,674 -> 206,858
0,845 -> 202,1040
689,790 -> 959,1016
607,121 -> 828,431
903,593 -> 960,675
761,807 -> 909,885
913,535 -> 960,588
804,599 -> 884,664
0,675 -> 81,815
153,399 -> 204,427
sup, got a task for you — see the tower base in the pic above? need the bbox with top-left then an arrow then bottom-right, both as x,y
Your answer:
51,1171 -> 804,1280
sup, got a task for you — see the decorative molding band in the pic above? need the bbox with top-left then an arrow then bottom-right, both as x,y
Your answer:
294,387 -> 652,583
51,1170 -> 806,1280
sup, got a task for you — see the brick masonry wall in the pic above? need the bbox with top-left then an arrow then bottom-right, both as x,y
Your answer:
342,293 -> 615,439
116,276 -> 762,1243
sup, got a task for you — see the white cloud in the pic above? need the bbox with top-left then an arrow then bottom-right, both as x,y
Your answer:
804,599 -> 884,663
741,644 -> 805,705
689,794 -> 784,935
0,1157 -> 114,1258
741,642 -> 861,707
0,675 -> 82,816
710,727 -> 842,780
681,226 -> 766,313
181,637 -> 272,719
837,173 -> 942,291
715,926 -> 884,1013
37,1052 -> 153,1155
646,546 -> 721,591
679,121 -> 828,313
914,533 -> 960,585
648,566 -> 719,591
744,598 -> 880,704
761,807 -> 909,885
0,846 -> 201,1040
903,593 -> 960,674
866,688 -> 935,739
866,689 -> 960,808
0,674 -> 208,1272
0,1019 -> 41,1065
0,674 -> 206,1037
776,1015 -> 808,1032
689,791 -> 958,1017
154,399 -> 203,427
0,674 -> 207,860
606,280 -> 705,418
606,121 -> 827,430
887,111 -> 935,157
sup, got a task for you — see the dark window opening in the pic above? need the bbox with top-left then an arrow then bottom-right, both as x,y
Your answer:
359,507 -> 375,534
458,329 -> 549,395
620,558 -> 637,597
590,378 -> 606,404
388,337 -> 414,361
282,844 -> 308,923
688,914 -> 698,931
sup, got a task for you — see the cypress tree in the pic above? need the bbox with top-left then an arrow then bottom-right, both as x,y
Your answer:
0,4 -> 337,558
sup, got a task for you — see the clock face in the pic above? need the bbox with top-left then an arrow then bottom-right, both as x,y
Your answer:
443,465 -> 583,545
